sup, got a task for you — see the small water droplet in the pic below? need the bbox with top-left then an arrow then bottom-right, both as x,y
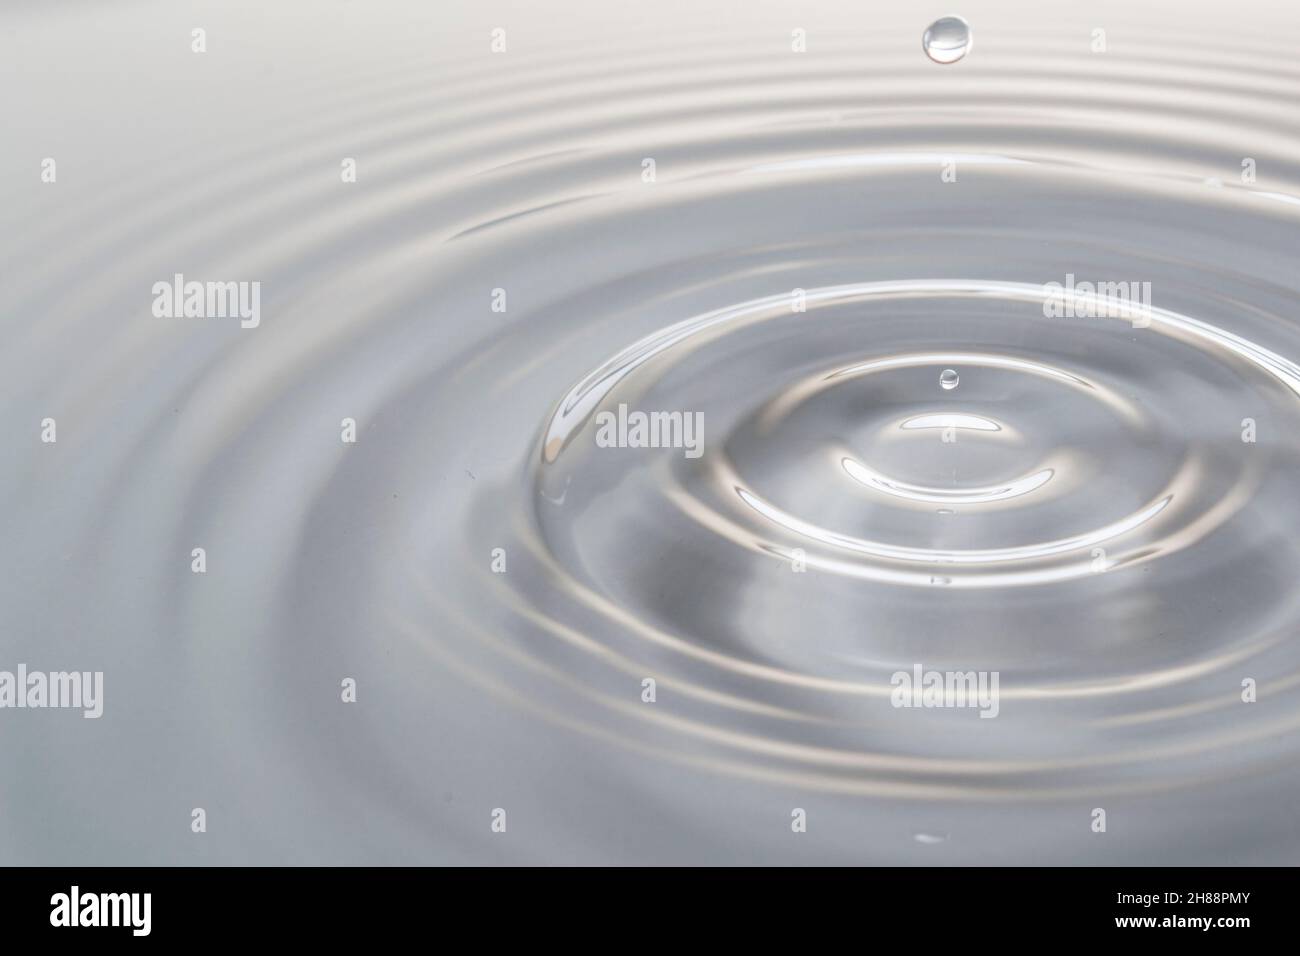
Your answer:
940,368 -> 960,390
922,16 -> 972,64
913,831 -> 950,845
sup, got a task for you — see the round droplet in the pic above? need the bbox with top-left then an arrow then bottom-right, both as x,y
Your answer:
922,16 -> 972,64
940,368 -> 960,390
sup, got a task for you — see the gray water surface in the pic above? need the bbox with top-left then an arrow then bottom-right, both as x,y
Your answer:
3,1 -> 1300,865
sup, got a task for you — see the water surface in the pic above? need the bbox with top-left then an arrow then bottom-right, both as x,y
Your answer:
3,0 -> 1300,864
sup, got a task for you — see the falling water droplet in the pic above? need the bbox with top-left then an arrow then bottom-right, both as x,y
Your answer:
940,368 -> 960,390
922,16 -> 972,64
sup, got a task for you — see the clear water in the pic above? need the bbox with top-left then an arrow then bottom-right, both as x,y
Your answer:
4,1 -> 1300,865
923,16 -> 973,65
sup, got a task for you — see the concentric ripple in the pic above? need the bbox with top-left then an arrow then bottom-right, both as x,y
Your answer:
7,2 -> 1300,864
508,276 -> 1300,798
